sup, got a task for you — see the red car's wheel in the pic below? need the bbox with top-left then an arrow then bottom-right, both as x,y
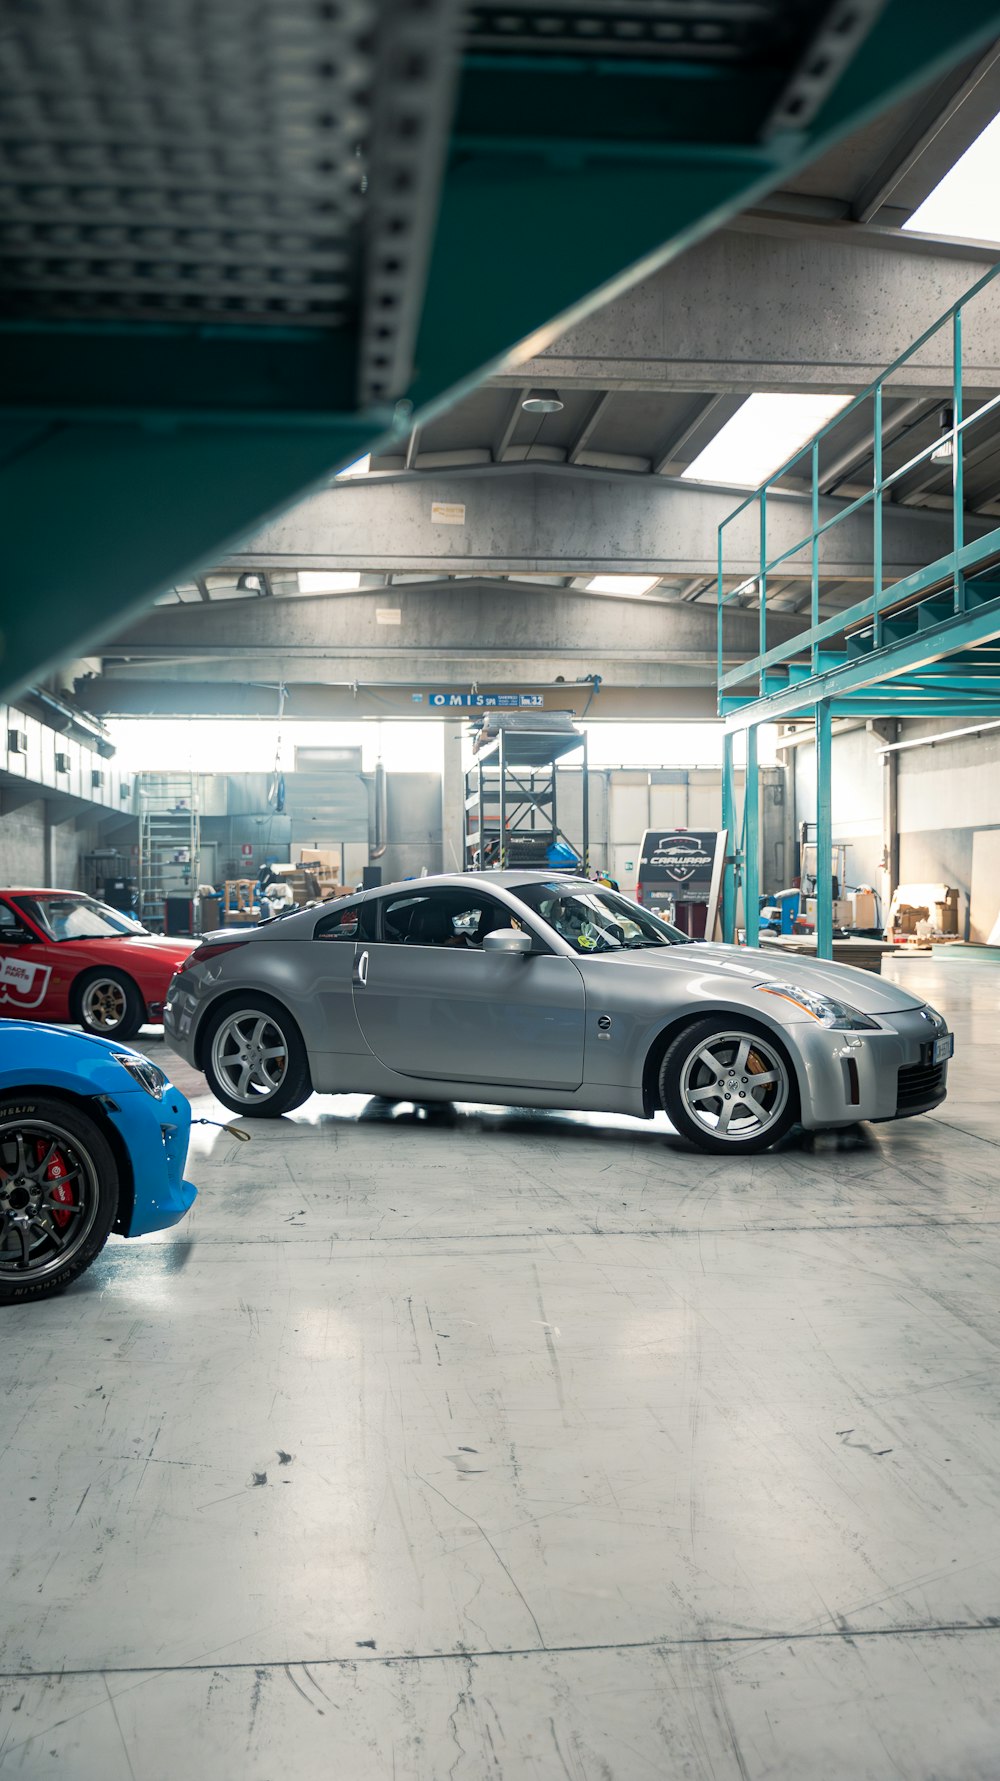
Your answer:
74,969 -> 145,1040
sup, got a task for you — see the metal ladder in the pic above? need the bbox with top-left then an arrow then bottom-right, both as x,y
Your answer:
137,773 -> 200,932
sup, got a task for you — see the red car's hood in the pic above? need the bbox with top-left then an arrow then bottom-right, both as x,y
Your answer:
59,934 -> 196,972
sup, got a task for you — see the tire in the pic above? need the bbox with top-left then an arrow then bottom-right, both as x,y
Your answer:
75,969 -> 145,1040
0,1095 -> 119,1304
659,1016 -> 799,1155
202,997 -> 312,1118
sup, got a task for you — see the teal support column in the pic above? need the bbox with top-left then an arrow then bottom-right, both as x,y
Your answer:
815,701 -> 834,961
744,725 -> 759,949
953,308 -> 966,613
873,384 -> 884,648
721,729 -> 738,942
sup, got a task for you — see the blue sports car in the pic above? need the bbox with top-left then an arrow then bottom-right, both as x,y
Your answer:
0,1020 -> 196,1303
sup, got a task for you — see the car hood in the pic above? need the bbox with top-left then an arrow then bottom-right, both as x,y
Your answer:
581,941 -> 926,1015
0,1019 -> 138,1058
73,935 -> 196,965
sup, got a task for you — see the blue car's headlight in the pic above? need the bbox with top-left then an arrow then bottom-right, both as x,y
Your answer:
756,982 -> 879,1031
113,1052 -> 167,1099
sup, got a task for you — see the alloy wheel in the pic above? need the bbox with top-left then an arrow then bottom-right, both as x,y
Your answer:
676,1030 -> 789,1144
0,1119 -> 101,1282
82,977 -> 127,1031
210,1011 -> 289,1105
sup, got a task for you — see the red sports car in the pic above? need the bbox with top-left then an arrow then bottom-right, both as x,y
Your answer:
0,890 -> 196,1039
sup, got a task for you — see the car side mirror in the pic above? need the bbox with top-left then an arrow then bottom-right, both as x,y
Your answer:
483,927 -> 532,955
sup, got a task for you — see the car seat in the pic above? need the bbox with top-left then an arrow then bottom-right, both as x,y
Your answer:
404,900 -> 458,945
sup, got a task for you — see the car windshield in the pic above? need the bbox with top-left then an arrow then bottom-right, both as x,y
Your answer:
14,895 -> 148,942
514,881 -> 688,954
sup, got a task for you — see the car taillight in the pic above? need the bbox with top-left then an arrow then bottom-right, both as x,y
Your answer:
190,941 -> 244,963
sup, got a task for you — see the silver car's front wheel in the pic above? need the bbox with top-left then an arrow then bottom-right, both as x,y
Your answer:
202,1000 -> 312,1119
660,1019 -> 797,1154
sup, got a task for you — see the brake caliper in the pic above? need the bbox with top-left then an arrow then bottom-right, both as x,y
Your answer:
38,1139 -> 74,1229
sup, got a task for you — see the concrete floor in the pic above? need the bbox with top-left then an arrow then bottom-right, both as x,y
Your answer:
2,950 -> 1000,1779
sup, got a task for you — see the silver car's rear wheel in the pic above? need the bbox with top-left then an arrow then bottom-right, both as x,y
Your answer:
660,1019 -> 797,1154
211,1011 -> 289,1104
202,1000 -> 312,1118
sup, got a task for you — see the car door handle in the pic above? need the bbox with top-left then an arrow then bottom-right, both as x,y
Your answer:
356,949 -> 369,988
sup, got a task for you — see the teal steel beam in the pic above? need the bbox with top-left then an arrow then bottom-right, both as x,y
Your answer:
411,3 -> 1000,422
721,730 -> 737,944
725,695 -> 1000,721
744,725 -> 759,950
0,325 -> 364,427
0,422 -> 374,700
815,702 -> 834,962
5,1 -> 1000,700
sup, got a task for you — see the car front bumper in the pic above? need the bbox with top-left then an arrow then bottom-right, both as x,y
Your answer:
792,1005 -> 950,1129
101,1082 -> 197,1237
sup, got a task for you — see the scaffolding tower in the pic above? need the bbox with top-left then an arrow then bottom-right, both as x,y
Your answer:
137,773 -> 200,932
464,724 -> 589,871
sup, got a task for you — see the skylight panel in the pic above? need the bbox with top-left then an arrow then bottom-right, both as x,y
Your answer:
586,574 -> 660,596
336,453 -> 371,478
298,571 -> 362,593
682,393 -> 850,489
904,110 -> 1000,241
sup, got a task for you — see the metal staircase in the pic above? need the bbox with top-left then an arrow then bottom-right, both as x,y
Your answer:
5,0 -> 1000,699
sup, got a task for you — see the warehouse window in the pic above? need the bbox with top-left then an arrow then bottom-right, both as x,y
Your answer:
379,889 -> 514,948
316,900 -> 375,941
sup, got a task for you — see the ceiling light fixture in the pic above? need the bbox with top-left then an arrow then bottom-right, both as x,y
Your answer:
931,404 -> 955,465
522,388 -> 564,414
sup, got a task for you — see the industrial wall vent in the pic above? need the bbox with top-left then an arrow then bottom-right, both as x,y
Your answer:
7,728 -> 28,754
91,769 -> 104,790
54,752 -> 70,774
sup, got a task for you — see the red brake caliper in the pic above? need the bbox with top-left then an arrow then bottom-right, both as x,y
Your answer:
37,1139 -> 74,1229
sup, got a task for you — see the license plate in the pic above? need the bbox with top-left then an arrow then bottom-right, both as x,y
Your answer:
933,1034 -> 954,1064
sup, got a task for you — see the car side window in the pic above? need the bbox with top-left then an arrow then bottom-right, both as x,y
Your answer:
378,889 -> 517,950
0,901 -> 20,939
315,900 -> 375,942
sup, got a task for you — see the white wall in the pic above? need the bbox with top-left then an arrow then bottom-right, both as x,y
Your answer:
793,725 -> 884,886
792,718 -> 1000,939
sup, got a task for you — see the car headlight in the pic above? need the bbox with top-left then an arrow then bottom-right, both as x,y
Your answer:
756,982 -> 879,1030
113,1052 -> 167,1099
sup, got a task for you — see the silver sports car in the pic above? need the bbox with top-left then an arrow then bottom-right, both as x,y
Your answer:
164,872 -> 953,1154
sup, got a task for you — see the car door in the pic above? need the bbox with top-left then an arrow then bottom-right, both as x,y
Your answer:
351,887 -> 586,1091
0,897 -> 63,1019
297,896 -> 378,1084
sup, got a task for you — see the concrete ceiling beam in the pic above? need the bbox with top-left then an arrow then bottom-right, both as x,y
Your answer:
224,465 -> 978,582
486,223 -> 1000,397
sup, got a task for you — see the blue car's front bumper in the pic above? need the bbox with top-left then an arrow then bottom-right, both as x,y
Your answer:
102,1083 -> 196,1237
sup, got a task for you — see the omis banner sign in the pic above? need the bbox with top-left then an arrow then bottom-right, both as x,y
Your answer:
0,955 -> 52,1010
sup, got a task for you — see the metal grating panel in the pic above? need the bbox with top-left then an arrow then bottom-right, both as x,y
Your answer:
0,0 -> 375,327
463,0 -> 820,65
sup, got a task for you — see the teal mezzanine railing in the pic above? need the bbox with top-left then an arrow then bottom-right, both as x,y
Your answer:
716,259 -> 1000,718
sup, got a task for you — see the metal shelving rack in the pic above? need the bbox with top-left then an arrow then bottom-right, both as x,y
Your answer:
464,725 -> 589,871
137,773 -> 200,932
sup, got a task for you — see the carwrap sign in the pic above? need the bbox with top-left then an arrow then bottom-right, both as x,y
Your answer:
638,829 -> 722,908
0,955 -> 52,1009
